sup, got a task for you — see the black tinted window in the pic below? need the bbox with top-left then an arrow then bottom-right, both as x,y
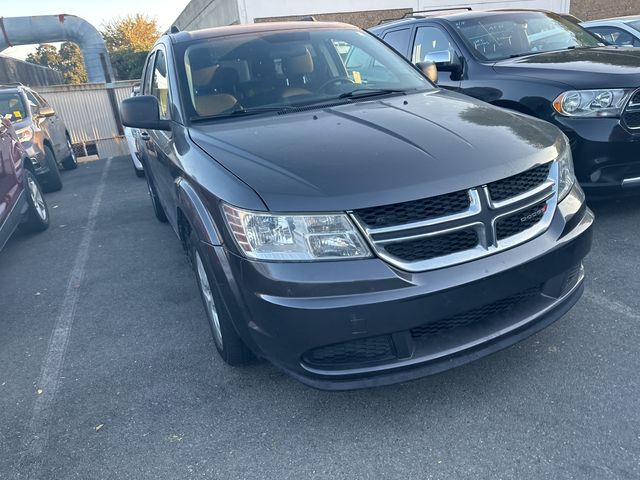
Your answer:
383,28 -> 411,55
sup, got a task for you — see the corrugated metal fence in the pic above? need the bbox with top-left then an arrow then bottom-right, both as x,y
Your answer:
34,80 -> 137,159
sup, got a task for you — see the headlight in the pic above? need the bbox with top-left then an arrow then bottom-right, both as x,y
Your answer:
557,137 -> 575,201
222,204 -> 371,261
16,127 -> 33,143
553,89 -> 633,117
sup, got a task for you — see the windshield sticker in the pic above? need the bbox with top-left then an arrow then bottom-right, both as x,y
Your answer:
13,111 -> 22,119
352,71 -> 362,84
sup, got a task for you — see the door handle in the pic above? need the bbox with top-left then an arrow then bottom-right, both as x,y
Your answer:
140,131 -> 150,140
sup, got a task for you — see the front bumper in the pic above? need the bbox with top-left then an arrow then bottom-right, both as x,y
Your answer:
554,115 -> 640,196
22,143 -> 49,176
202,186 -> 593,390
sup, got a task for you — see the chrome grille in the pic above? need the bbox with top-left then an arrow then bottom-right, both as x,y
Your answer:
623,88 -> 640,130
351,162 -> 558,272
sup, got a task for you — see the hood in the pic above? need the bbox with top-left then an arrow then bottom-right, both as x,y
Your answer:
189,90 -> 561,212
494,47 -> 640,89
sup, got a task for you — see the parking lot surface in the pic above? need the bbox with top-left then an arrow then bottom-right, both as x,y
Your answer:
1,156 -> 639,480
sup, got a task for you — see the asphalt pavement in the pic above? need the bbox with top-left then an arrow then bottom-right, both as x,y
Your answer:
1,155 -> 639,480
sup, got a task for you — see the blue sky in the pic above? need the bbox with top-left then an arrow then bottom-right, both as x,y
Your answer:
2,0 -> 191,59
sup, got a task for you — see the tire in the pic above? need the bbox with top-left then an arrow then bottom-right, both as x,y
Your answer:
41,144 -> 63,192
134,159 -> 145,178
19,170 -> 50,234
146,176 -> 168,223
61,135 -> 78,170
190,231 -> 254,366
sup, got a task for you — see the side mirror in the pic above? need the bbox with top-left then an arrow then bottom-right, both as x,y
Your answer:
416,61 -> 438,83
120,95 -> 171,131
38,105 -> 55,117
424,50 -> 462,73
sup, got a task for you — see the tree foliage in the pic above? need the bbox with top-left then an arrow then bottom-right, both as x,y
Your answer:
101,14 -> 161,80
25,42 -> 87,84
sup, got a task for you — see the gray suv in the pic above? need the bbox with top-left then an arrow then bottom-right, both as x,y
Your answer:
0,84 -> 77,192
121,22 -> 594,390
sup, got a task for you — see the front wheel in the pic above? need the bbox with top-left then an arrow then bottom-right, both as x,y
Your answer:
61,136 -> 78,170
41,145 -> 62,192
19,170 -> 50,233
145,176 -> 167,223
191,232 -> 254,366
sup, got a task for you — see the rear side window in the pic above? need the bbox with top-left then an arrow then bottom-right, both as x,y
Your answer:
150,50 -> 170,119
383,28 -> 411,56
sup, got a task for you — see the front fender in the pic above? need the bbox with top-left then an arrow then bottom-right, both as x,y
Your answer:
175,177 -> 222,246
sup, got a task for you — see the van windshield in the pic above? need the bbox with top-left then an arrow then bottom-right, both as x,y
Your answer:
453,12 -> 603,61
180,28 -> 432,120
0,92 -> 27,123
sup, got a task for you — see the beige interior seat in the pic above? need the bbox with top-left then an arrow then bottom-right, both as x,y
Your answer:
194,93 -> 238,117
281,48 -> 314,98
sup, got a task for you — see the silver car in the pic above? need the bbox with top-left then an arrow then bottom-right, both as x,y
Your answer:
581,16 -> 640,48
0,84 -> 77,192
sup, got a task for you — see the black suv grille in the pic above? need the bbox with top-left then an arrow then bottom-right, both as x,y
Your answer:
411,287 -> 541,340
303,335 -> 396,368
623,111 -> 640,129
385,229 -> 478,262
355,190 -> 470,228
496,202 -> 547,240
487,164 -> 551,202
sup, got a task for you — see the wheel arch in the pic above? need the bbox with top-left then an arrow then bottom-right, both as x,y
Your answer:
175,177 -> 222,248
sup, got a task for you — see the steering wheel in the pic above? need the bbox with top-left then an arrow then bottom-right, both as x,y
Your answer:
318,77 -> 355,93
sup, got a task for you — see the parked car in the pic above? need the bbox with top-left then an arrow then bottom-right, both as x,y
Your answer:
121,21 -> 593,390
370,10 -> 640,195
0,84 -> 77,192
581,16 -> 640,47
0,118 -> 50,252
124,85 -> 145,177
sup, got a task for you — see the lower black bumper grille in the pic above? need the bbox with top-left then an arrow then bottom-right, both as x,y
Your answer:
303,335 -> 396,368
410,286 -> 541,340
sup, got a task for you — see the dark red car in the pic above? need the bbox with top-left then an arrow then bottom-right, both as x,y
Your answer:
0,118 -> 49,251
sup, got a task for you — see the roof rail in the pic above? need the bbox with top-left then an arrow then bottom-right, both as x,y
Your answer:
377,7 -> 472,25
0,82 -> 24,88
404,7 -> 473,18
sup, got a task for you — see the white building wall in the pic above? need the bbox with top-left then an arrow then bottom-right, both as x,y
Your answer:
241,0 -> 570,23
173,0 -> 571,31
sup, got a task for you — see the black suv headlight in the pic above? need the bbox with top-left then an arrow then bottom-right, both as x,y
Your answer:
557,136 -> 576,201
222,204 -> 371,261
553,89 -> 634,118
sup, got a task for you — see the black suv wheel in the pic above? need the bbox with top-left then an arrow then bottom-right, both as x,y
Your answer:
41,144 -> 63,192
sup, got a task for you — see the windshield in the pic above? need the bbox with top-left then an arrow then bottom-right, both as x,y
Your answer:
0,92 -> 27,123
453,12 -> 603,61
180,28 -> 431,120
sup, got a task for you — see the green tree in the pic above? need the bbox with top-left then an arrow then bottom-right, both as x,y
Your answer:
101,14 -> 161,80
58,42 -> 87,84
25,42 -> 87,84
25,44 -> 61,70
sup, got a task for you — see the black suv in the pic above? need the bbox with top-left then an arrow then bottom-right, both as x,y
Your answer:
121,22 -> 593,390
0,84 -> 77,192
371,9 -> 640,195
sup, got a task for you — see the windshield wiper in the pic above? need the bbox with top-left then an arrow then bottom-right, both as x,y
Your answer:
191,105 -> 292,122
338,88 -> 407,99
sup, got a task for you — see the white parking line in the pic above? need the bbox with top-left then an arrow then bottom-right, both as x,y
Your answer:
17,157 -> 112,478
584,290 -> 640,320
